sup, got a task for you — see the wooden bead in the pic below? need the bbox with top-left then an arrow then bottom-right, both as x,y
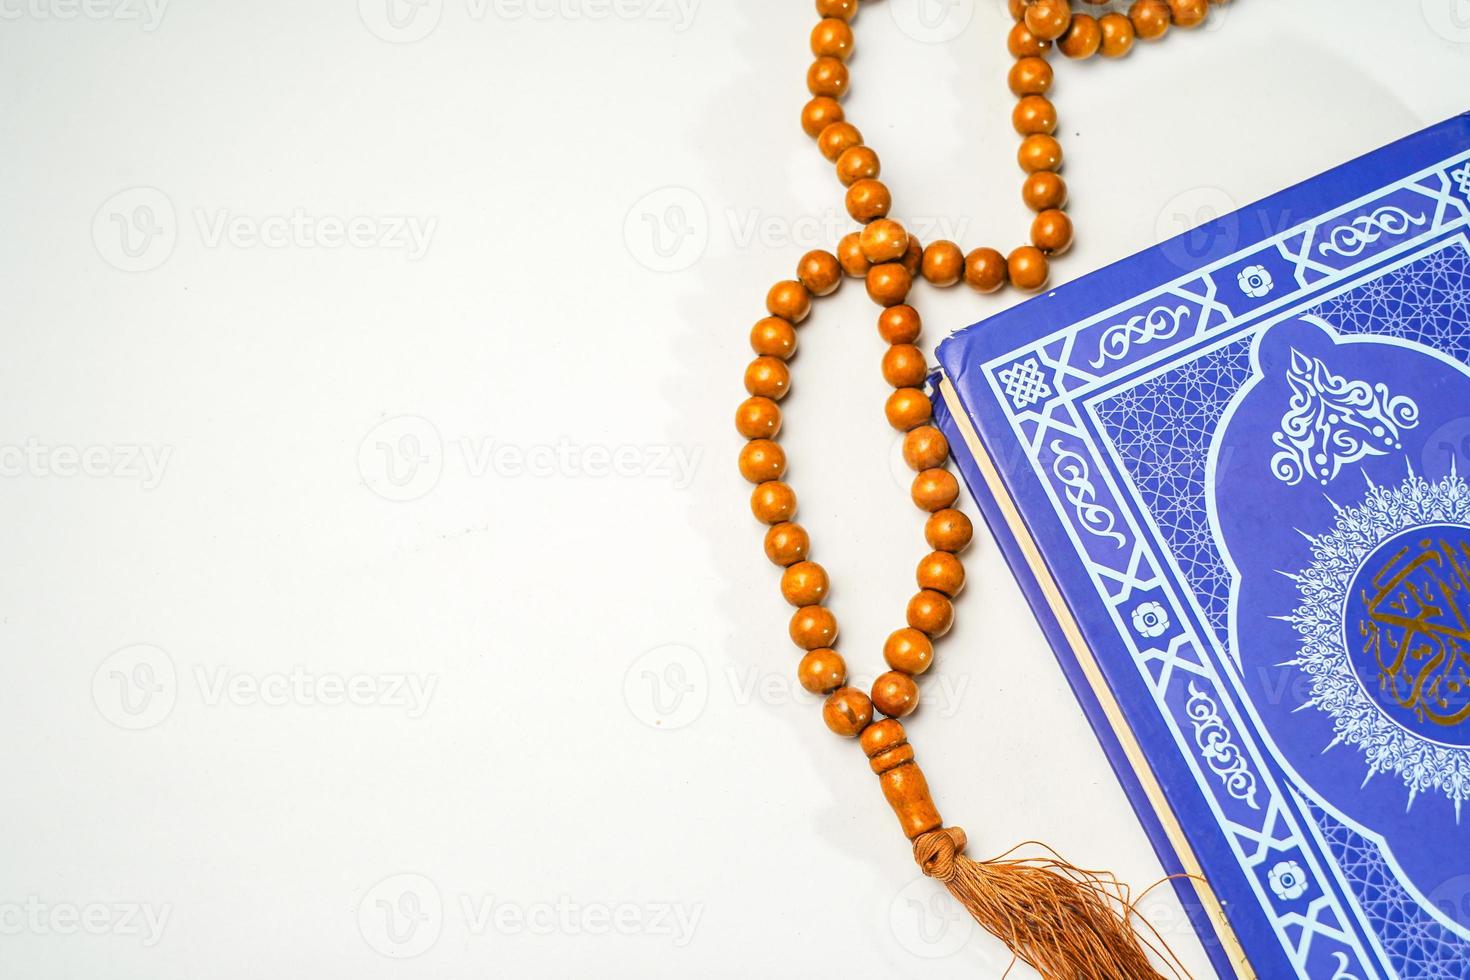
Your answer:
1007,21 -> 1051,58
901,235 -> 923,277
781,560 -> 830,606
810,17 -> 854,59
1058,13 -> 1101,57
751,481 -> 797,524
1018,133 -> 1063,173
815,0 -> 857,21
859,219 -> 908,263
764,522 -> 810,566
912,468 -> 960,512
1169,0 -> 1208,27
871,671 -> 920,719
739,439 -> 786,484
750,316 -> 798,359
861,720 -> 943,838
766,280 -> 812,323
885,388 -> 933,431
1099,12 -> 1135,57
735,396 -> 782,440
1007,0 -> 1026,18
1130,0 -> 1171,40
807,57 -> 849,98
907,589 -> 955,636
877,305 -> 921,344
917,550 -> 966,596
797,648 -> 847,695
796,249 -> 843,296
745,355 -> 791,400
1012,95 -> 1057,135
1022,171 -> 1068,211
835,145 -> 880,186
817,121 -> 863,162
1031,208 -> 1074,254
882,344 -> 928,388
903,426 -> 949,471
884,627 -> 934,675
920,241 -> 964,287
837,232 -> 870,278
1024,0 -> 1072,41
865,262 -> 911,306
925,508 -> 974,552
801,96 -> 844,138
822,687 -> 872,737
1008,245 -> 1050,291
964,247 -> 1008,293
845,178 -> 892,223
790,605 -> 839,650
1008,56 -> 1053,97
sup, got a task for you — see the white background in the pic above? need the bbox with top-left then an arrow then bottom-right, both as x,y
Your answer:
0,0 -> 1467,977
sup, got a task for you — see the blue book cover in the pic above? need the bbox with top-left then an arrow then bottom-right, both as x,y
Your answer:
934,114 -> 1470,980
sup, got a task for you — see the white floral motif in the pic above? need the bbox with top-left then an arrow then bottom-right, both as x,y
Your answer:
1269,347 -> 1419,487
1130,601 -> 1170,638
999,357 -> 1052,410
1237,265 -> 1274,299
1089,304 -> 1191,368
1267,860 -> 1309,901
1318,206 -> 1428,259
1287,473 -> 1470,813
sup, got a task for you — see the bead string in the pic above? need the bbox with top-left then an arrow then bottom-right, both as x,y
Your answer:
739,3 -> 1228,975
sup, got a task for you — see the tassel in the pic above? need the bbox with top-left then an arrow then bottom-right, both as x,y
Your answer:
912,827 -> 1180,980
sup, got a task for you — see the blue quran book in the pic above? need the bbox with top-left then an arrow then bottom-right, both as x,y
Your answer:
934,114 -> 1470,980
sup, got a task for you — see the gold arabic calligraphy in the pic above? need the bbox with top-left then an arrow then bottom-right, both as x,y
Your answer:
1358,532 -> 1470,729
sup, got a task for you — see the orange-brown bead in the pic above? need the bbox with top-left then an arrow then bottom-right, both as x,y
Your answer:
878,305 -> 922,344
1130,0 -> 1171,39
750,481 -> 797,524
798,648 -> 847,695
735,396 -> 782,440
810,17 -> 854,59
1031,208 -> 1074,254
1018,134 -> 1063,173
1007,21 -> 1051,57
801,96 -> 844,138
866,262 -> 911,307
796,250 -> 843,296
907,589 -> 955,637
871,671 -> 919,719
901,235 -> 923,277
1008,56 -> 1053,97
882,345 -> 928,389
917,550 -> 966,596
1008,245 -> 1050,291
822,687 -> 872,737
885,388 -> 933,431
1099,12 -> 1135,56
835,145 -> 880,186
884,627 -> 934,675
766,280 -> 812,323
764,522 -> 810,567
1168,0 -> 1208,27
1012,95 -> 1057,135
817,121 -> 863,162
1023,171 -> 1068,211
1024,0 -> 1072,40
745,356 -> 791,400
903,426 -> 949,471
845,178 -> 892,223
739,439 -> 786,484
750,317 -> 797,359
859,219 -> 908,263
806,57 -> 849,98
781,561 -> 829,606
815,0 -> 857,20
912,468 -> 960,512
837,232 -> 870,278
1058,12 -> 1102,58
964,247 -> 1008,293
920,240 -> 964,287
790,605 -> 838,650
925,508 -> 974,552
